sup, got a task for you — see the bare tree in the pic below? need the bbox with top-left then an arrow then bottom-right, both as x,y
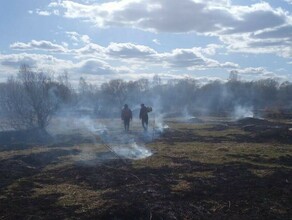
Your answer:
0,65 -> 68,130
0,77 -> 35,130
101,79 -> 128,108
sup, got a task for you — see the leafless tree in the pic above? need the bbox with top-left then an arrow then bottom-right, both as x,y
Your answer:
101,79 -> 128,108
0,65 -> 69,130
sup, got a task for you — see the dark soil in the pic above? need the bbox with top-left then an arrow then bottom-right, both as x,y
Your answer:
0,118 -> 291,220
233,117 -> 292,144
1,155 -> 291,220
0,128 -> 53,145
235,117 -> 274,126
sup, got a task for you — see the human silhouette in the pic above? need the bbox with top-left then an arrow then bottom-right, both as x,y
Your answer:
139,103 -> 149,131
121,104 -> 132,132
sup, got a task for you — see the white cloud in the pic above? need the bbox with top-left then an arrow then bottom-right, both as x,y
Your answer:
44,0 -> 292,58
220,62 -> 239,68
253,25 -> 292,40
0,53 -> 74,79
0,53 -> 37,69
47,1 -> 290,34
66,31 -> 91,44
73,43 -> 106,58
106,42 -> 157,58
36,9 -> 51,16
152,39 -> 160,45
284,0 -> 292,4
10,40 -> 68,53
52,9 -> 60,15
66,31 -> 80,42
156,47 -> 233,70
228,67 -> 286,81
3,40 -> 242,82
158,48 -> 211,68
62,42 -> 69,48
72,59 -> 117,75
230,67 -> 272,75
77,42 -> 233,70
222,3 -> 287,34
201,44 -> 223,56
80,35 -> 91,44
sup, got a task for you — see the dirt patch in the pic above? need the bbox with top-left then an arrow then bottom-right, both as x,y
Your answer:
186,117 -> 204,123
236,117 -> 274,126
0,118 -> 291,219
230,117 -> 292,144
0,128 -> 53,146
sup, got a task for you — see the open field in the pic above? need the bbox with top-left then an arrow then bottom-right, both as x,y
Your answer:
0,117 -> 291,219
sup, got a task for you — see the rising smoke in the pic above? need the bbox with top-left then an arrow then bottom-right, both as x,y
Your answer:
232,105 -> 254,120
1,67 -> 292,161
48,114 -> 153,163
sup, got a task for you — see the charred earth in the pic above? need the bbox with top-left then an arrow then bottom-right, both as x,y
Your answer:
0,117 -> 291,219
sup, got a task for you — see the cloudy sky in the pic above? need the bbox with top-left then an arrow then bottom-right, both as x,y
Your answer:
0,0 -> 292,84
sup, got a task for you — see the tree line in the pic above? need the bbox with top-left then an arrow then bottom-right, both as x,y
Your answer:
1,65 -> 292,131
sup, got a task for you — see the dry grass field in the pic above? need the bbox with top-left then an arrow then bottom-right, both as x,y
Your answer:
0,117 -> 291,219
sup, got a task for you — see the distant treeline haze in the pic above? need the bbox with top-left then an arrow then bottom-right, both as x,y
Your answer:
0,65 -> 292,130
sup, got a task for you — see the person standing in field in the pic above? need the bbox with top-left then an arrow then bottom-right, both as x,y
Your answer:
121,104 -> 132,132
139,103 -> 149,131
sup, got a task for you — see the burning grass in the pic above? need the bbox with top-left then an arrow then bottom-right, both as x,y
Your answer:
0,117 -> 291,219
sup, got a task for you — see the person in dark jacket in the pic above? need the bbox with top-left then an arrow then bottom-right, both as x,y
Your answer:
139,103 -> 148,131
121,104 -> 132,132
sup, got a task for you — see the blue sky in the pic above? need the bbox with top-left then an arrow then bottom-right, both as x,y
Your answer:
0,0 -> 292,84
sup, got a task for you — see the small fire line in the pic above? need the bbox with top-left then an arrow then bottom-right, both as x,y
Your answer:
90,132 -> 152,217
90,132 -> 129,165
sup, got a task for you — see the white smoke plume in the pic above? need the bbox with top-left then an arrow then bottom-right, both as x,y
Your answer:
112,141 -> 152,160
232,105 -> 254,120
151,97 -> 169,132
49,114 -> 153,163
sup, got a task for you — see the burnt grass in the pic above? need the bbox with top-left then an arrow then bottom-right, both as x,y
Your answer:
0,117 -> 292,220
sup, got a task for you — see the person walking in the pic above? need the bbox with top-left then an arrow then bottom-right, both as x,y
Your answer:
139,103 -> 149,131
121,104 -> 132,132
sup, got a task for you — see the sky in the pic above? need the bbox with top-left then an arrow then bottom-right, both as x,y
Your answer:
0,0 -> 292,84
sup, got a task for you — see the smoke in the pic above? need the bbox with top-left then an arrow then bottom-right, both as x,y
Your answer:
182,107 -> 192,119
48,114 -> 153,164
7,73 -> 288,160
153,112 -> 168,132
232,105 -> 254,120
151,97 -> 169,132
77,116 -> 107,135
112,141 -> 152,160
48,115 -> 106,136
